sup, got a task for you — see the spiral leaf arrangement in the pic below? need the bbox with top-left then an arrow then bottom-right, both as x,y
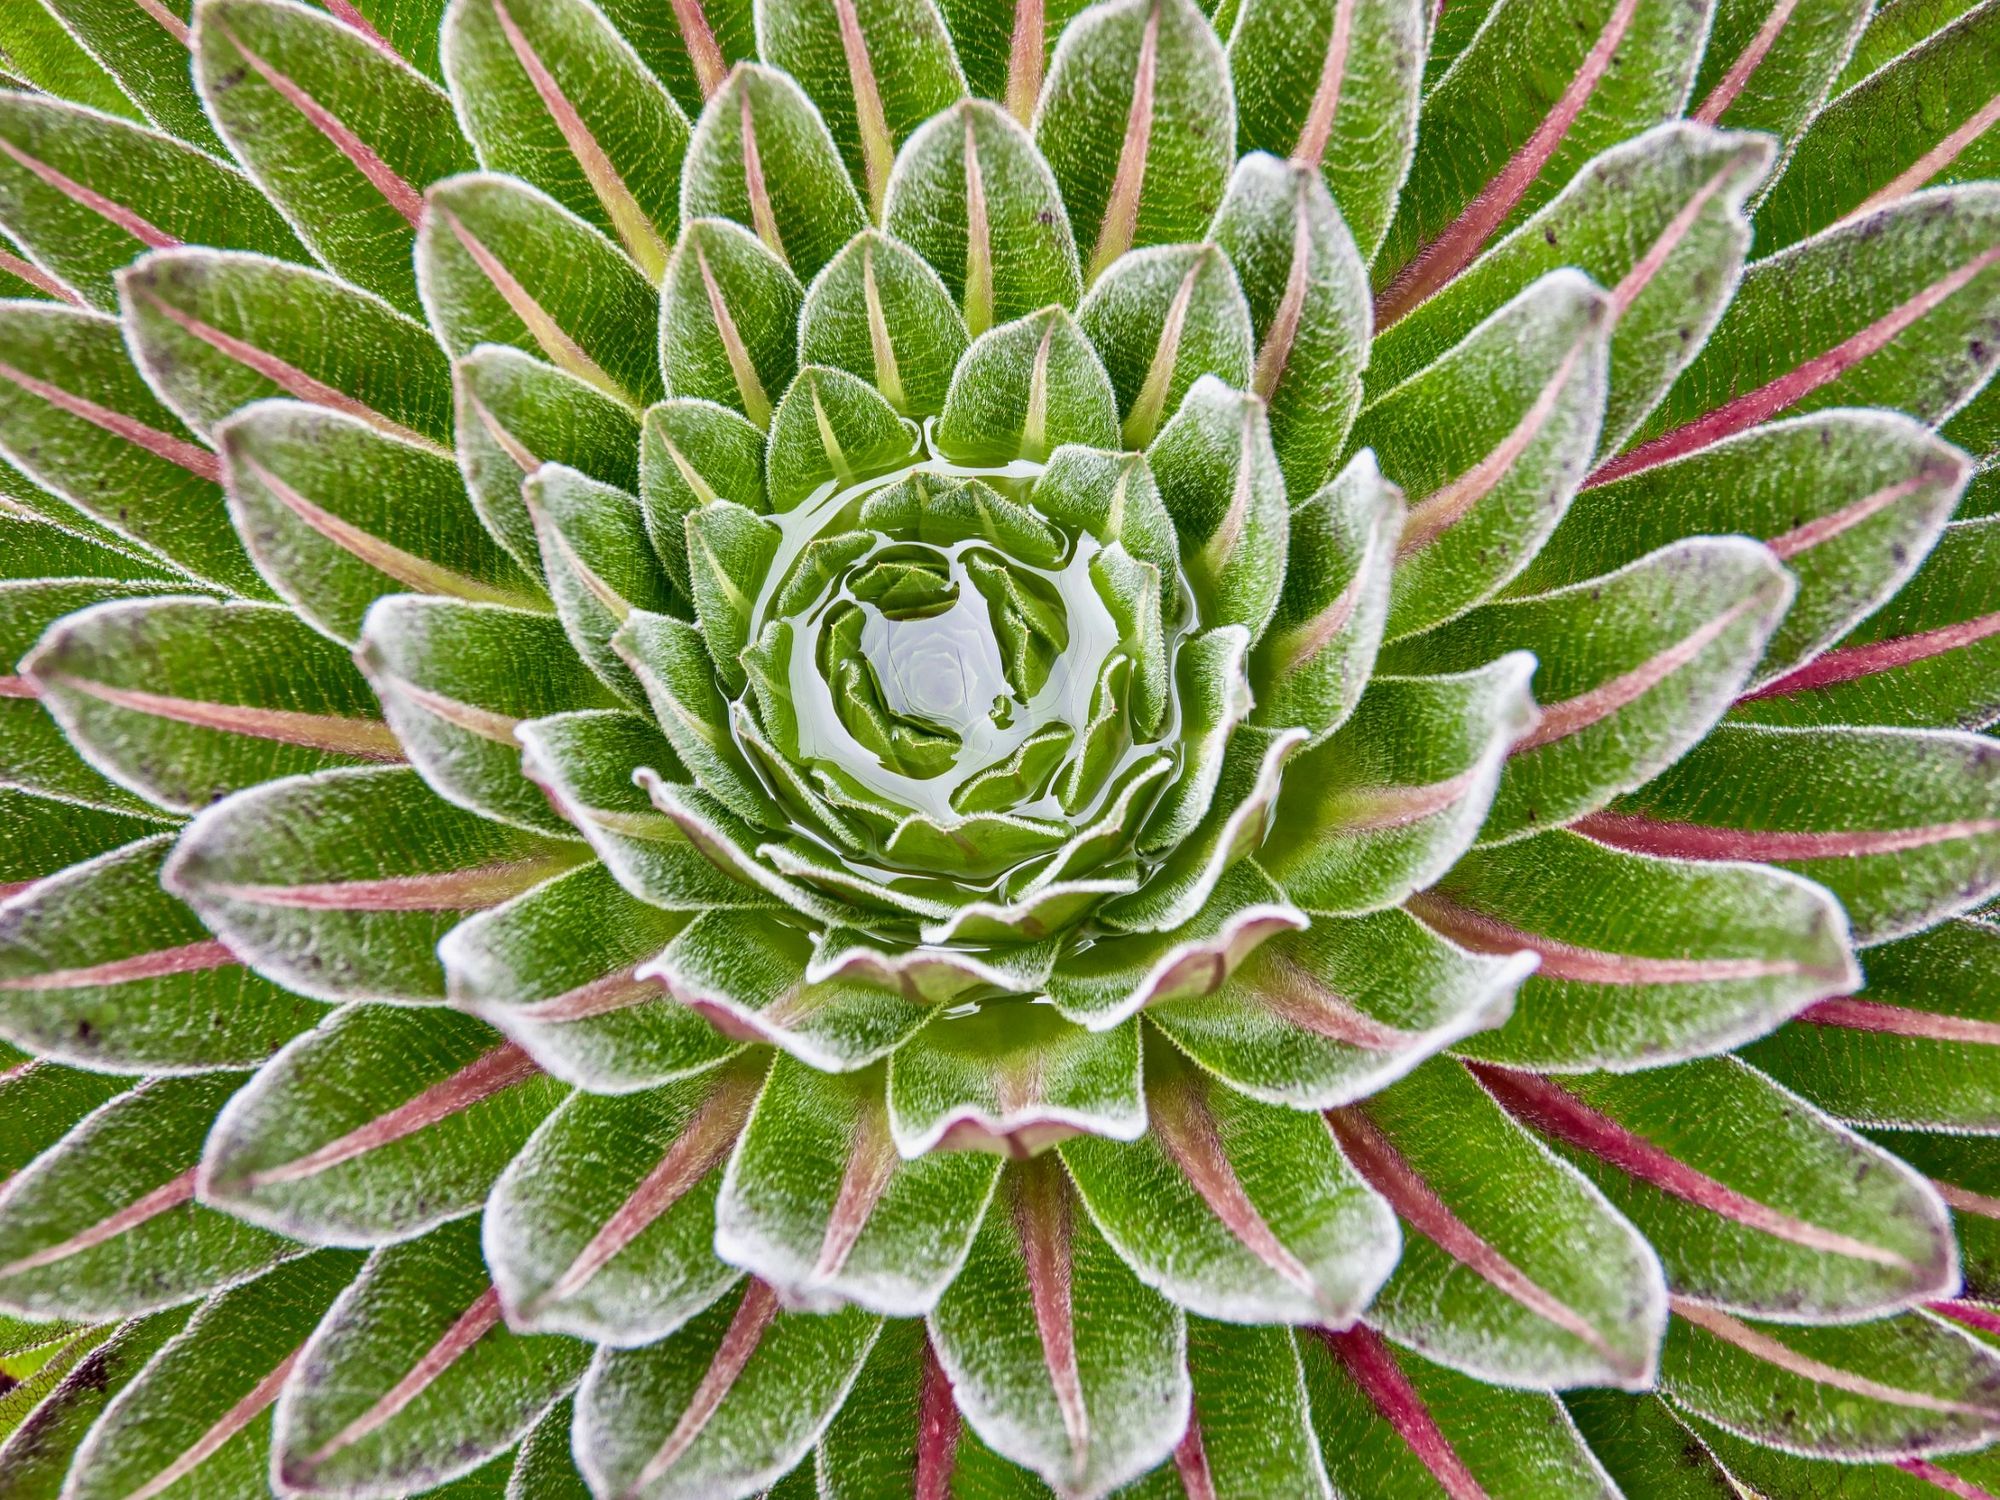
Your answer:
0,0 -> 1997,1493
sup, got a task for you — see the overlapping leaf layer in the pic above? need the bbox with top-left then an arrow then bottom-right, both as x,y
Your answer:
0,0 -> 1998,1493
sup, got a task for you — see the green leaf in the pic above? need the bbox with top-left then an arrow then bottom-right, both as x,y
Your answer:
596,0 -> 755,115
1034,0 -> 1234,284
0,0 -> 147,122
487,1055 -> 760,1343
193,0 -> 475,312
1734,513 -> 2000,731
218,399 -> 542,643
511,1396 -> 592,1500
929,1153 -> 1189,1499
199,1001 -> 562,1246
1660,1304 -> 2000,1459
119,246 -> 454,451
575,1277 -> 880,1500
716,1053 -> 1001,1314
936,304 -> 1119,463
1692,1403 -> 2000,1498
1227,0 -> 1422,261
0,1305 -> 193,1500
28,595 -> 400,812
1686,0 -> 1870,143
1300,1325 -> 1624,1499
1477,1057 -> 1960,1321
1146,899 -> 1529,1108
444,859 -> 738,1092
0,1072 -> 294,1319
1742,915 -> 2000,1132
1061,1038 -> 1397,1326
0,93 -> 303,311
164,764 -> 586,1003
766,364 -> 920,509
1375,0 -> 1708,321
1423,828 -> 1860,1070
0,832 -> 322,1073
755,0 -> 966,218
1356,270 -> 1611,639
1078,242 -> 1252,449
1146,374 -> 1285,640
1333,1057 -> 1666,1390
1262,653 -> 1537,912
1523,410 -> 1972,687
681,62 -> 868,280
1563,1391 -> 1737,1500
0,304 -> 266,594
799,229 -> 970,416
271,1214 -> 590,1495
887,1002 -> 1142,1157
516,709 -> 763,914
641,398 -> 770,600
442,0 -> 685,277
685,500 -> 777,698
1385,540 -> 1793,843
884,99 -> 1083,335
1207,152 -> 1370,497
1617,185 -> 2000,478
1250,450 -> 1402,742
0,579 -> 188,815
659,217 -> 804,429
1370,124 -> 1773,454
419,172 -> 662,408
64,1249 -> 363,1500
0,787 -> 173,894
358,594 -> 616,836
455,343 -> 643,582
1756,0 -> 2000,254
526,464 -> 685,704
0,1053 -> 129,1183
615,610 -> 782,826
647,909 -> 937,1071
1581,722 -> 2000,945
29,0 -> 212,150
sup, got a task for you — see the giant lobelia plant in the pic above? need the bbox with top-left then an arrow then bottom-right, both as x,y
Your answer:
0,0 -> 1997,1493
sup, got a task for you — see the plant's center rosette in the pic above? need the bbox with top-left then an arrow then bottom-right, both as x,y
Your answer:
731,429 -> 1198,914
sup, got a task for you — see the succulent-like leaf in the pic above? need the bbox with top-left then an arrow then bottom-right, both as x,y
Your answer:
1742,914 -> 2000,1133
0,1072 -> 295,1319
936,304 -> 1119,463
486,1054 -> 760,1343
198,1000 -> 564,1246
885,99 -> 1082,333
799,230 -> 969,416
64,1249 -> 363,1500
1383,539 -> 1794,843
0,93 -> 303,311
929,1152 -> 1189,1499
1300,1325 -> 1624,1498
1332,1057 -> 1668,1391
1034,0 -> 1234,284
1425,828 -> 1860,1070
1475,1056 -> 1960,1322
419,172 -> 663,409
164,765 -> 587,1004
716,1052 -> 1002,1314
218,400 -> 543,644
681,63 -> 868,280
1207,152 -> 1370,497
193,0 -> 474,313
1264,653 -> 1538,912
1582,722 -> 2000,946
442,0 -> 686,277
119,247 -> 455,450
271,1213 -> 590,1497
0,833 -> 323,1072
1355,270 -> 1611,640
575,1277 -> 881,1500
444,860 -> 738,1093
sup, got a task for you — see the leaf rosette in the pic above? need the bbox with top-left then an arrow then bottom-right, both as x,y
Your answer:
1,0 -> 1999,1496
